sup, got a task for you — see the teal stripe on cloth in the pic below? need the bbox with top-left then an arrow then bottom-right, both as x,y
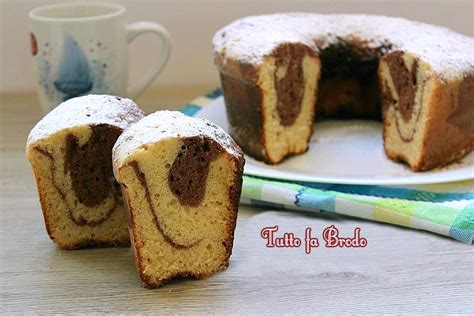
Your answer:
296,187 -> 337,212
180,104 -> 202,116
205,87 -> 223,99
256,176 -> 474,202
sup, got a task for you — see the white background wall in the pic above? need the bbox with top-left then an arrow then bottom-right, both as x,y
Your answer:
1,0 -> 473,92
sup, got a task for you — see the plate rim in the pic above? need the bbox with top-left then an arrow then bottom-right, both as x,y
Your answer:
243,158 -> 474,185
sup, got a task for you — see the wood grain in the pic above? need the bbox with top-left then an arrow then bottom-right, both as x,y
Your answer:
1,90 -> 473,314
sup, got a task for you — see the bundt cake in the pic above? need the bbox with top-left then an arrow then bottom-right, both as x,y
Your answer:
213,13 -> 474,171
26,95 -> 144,249
112,111 -> 244,287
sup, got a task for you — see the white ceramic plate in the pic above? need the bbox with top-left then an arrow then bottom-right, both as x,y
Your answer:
195,96 -> 474,185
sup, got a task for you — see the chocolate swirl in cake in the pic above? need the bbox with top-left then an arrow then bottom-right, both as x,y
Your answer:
168,137 -> 223,207
34,124 -> 122,226
65,125 -> 121,207
273,44 -> 306,126
385,51 -> 419,123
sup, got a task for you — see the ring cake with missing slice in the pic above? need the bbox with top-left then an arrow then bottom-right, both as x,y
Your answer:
112,111 -> 244,287
213,13 -> 474,170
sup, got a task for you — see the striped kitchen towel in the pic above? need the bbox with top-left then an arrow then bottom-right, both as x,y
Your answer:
181,88 -> 474,244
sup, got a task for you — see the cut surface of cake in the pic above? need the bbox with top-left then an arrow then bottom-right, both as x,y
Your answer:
213,13 -> 474,170
112,111 -> 244,287
26,94 -> 144,249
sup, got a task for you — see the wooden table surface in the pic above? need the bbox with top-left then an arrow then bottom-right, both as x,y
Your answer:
1,89 -> 473,314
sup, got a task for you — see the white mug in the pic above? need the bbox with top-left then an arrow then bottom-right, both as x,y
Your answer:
29,2 -> 171,113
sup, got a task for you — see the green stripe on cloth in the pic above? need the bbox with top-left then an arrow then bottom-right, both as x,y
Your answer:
411,204 -> 460,226
449,203 -> 474,243
241,176 -> 263,200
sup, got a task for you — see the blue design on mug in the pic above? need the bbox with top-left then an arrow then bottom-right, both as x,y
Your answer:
54,34 -> 93,100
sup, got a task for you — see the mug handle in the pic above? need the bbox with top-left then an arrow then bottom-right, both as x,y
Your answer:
126,21 -> 171,98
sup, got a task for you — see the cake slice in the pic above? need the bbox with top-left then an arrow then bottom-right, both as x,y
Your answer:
26,95 -> 144,249
112,111 -> 244,287
379,51 -> 474,170
220,43 -> 320,164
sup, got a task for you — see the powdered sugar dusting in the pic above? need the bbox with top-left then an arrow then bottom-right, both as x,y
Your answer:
27,94 -> 145,146
112,111 -> 243,173
213,13 -> 474,79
